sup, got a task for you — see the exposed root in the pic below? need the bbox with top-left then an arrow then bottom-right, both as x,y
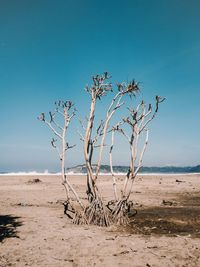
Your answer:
63,198 -> 137,227
63,200 -> 89,225
84,196 -> 110,226
63,201 -> 75,219
72,211 -> 88,225
109,199 -> 137,225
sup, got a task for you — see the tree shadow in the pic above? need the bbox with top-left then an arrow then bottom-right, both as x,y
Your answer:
124,193 -> 200,237
0,215 -> 22,242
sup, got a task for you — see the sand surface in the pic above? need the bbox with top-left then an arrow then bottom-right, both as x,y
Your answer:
0,174 -> 200,267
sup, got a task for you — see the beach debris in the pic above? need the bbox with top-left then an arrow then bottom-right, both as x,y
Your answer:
27,178 -> 42,184
113,250 -> 130,256
65,259 -> 74,262
147,245 -> 158,249
52,257 -> 73,262
176,179 -> 185,183
55,199 -> 66,204
119,250 -> 130,255
16,202 -> 33,207
161,200 -> 178,206
105,237 -> 115,240
162,200 -> 173,206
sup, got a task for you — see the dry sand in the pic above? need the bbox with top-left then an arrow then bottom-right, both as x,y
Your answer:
0,174 -> 200,267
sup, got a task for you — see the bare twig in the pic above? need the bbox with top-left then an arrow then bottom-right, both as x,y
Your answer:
109,95 -> 165,225
38,100 -> 85,217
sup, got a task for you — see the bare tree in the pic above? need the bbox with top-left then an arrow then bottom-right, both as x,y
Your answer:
108,96 -> 165,224
81,73 -> 140,226
38,100 -> 87,224
38,73 -> 164,227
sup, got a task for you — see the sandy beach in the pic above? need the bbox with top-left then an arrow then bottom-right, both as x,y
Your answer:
0,174 -> 200,267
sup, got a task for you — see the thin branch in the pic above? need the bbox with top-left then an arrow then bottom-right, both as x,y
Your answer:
78,118 -> 86,130
44,121 -> 62,139
134,130 -> 149,177
77,129 -> 84,141
109,130 -> 118,201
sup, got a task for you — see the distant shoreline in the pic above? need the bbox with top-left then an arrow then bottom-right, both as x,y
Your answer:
0,172 -> 200,176
1,164 -> 199,176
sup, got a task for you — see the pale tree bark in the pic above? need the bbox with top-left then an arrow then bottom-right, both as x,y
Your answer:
38,101 -> 87,223
38,73 -> 164,227
109,96 -> 165,225
109,130 -> 118,201
82,73 -> 112,226
80,74 -> 140,226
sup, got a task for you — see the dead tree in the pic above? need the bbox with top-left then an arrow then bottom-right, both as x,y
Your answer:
81,73 -> 140,226
109,96 -> 165,225
38,100 -> 87,224
38,74 -> 164,227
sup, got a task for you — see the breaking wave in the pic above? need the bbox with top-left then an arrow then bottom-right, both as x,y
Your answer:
0,164 -> 199,176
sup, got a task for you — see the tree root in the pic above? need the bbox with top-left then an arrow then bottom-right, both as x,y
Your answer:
63,200 -> 75,219
63,198 -> 137,227
63,197 -> 110,226
84,196 -> 110,226
109,199 -> 137,225
63,200 -> 87,224
72,211 -> 88,225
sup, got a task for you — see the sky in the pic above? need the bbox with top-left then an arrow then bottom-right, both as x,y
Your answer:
0,0 -> 200,172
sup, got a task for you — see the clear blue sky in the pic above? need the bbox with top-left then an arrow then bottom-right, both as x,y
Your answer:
0,0 -> 200,172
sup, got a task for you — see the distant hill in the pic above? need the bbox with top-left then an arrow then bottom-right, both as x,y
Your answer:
188,165 -> 200,173
66,164 -> 200,174
1,164 -> 199,175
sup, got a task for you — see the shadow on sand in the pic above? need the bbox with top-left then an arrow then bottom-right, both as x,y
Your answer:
0,215 -> 22,242
125,193 -> 200,237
